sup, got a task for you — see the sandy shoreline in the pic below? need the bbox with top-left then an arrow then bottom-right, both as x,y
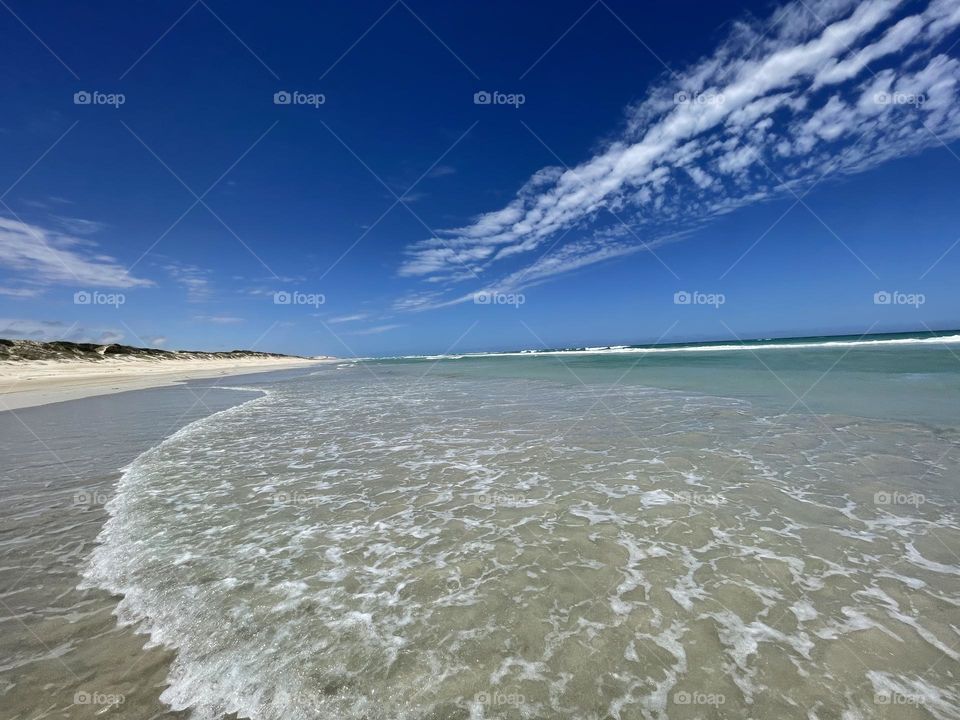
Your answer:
0,356 -> 332,411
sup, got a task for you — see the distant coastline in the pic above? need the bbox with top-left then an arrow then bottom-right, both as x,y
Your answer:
383,329 -> 960,360
0,339 -> 335,411
0,338 -> 332,363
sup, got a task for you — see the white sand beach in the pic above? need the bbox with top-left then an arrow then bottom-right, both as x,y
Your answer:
0,355 -> 332,411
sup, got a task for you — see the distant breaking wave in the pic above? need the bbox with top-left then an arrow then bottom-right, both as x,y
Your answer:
383,332 -> 960,361
78,357 -> 960,719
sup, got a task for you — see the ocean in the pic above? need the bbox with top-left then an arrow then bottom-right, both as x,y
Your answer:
3,334 -> 960,719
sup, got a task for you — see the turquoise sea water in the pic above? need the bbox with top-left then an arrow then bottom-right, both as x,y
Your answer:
375,330 -> 960,426
74,332 -> 960,719
3,334 -> 960,720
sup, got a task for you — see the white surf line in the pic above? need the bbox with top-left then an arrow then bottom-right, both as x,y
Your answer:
382,334 -> 960,360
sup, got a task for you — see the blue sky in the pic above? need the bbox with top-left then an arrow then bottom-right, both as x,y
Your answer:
1,0 -> 958,357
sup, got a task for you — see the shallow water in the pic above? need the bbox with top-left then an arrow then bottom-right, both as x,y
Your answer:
64,349 -> 960,720
0,375 -> 300,720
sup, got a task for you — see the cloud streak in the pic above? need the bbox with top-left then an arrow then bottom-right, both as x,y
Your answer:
397,0 -> 960,310
194,315 -> 245,324
329,313 -> 371,323
163,261 -> 213,302
0,217 -> 152,291
0,318 -> 123,344
346,323 -> 404,335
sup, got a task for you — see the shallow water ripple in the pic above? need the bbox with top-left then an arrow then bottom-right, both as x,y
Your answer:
77,370 -> 960,720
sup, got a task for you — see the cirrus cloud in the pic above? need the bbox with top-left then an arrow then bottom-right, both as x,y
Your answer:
397,0 -> 960,311
0,216 -> 152,292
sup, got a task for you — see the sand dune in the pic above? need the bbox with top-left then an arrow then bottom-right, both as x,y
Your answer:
0,340 -> 333,410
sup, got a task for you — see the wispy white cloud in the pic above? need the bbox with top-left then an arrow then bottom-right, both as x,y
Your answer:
329,313 -> 371,323
51,216 -> 107,236
0,217 -> 152,290
193,315 -> 244,324
397,0 -> 960,310
20,196 -> 74,210
393,290 -> 448,312
163,261 -> 212,302
346,323 -> 404,335
426,164 -> 456,178
0,318 -> 123,344
0,286 -> 42,298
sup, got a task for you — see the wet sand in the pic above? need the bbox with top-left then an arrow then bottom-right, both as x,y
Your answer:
0,356 -> 332,411
0,382 -> 276,720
